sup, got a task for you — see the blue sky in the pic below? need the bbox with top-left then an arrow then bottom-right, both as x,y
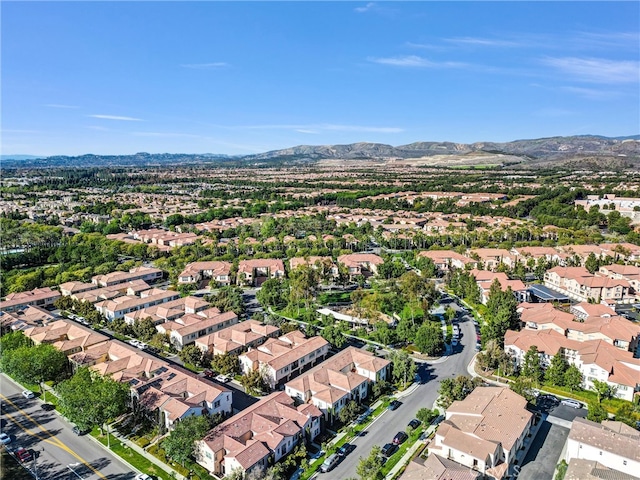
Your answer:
2,1 -> 639,156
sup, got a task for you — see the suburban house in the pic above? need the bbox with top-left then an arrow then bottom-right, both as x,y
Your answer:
177,261 -> 232,286
237,259 -> 286,287
470,269 -> 529,304
418,250 -> 476,272
91,266 -> 163,287
505,328 -> 640,401
123,295 -> 210,325
336,253 -> 384,277
400,454 -> 481,480
58,281 -> 99,297
196,391 -> 323,478
428,387 -> 533,480
544,266 -> 635,304
159,310 -> 239,351
284,346 -> 390,421
194,320 -> 280,356
95,288 -> 180,321
0,287 -> 61,313
289,256 -> 337,276
564,418 -> 640,476
239,332 -> 330,390
22,319 -> 109,355
0,305 -> 57,331
469,248 -> 514,270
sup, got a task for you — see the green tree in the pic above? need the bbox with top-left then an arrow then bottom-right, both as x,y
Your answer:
179,344 -> 203,367
614,403 -> 640,428
510,376 -> 537,403
586,402 -> 608,423
133,317 -> 157,342
208,286 -> 245,316
416,407 -> 439,425
564,366 -> 583,391
338,400 -> 360,425
256,278 -> 288,310
1,344 -> 69,398
584,252 -> 600,274
240,368 -> 268,395
437,375 -> 481,409
321,322 -> 346,348
545,352 -> 568,386
388,350 -> 417,388
210,353 -> 239,376
56,367 -> 130,444
0,330 -> 33,352
414,321 -> 444,356
356,445 -> 383,480
163,414 -> 211,466
521,346 -> 543,383
591,379 -> 617,403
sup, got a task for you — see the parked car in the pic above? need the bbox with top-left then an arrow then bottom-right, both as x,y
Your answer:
381,443 -> 398,457
15,447 -> 33,463
72,426 -> 89,436
561,399 -> 582,409
134,474 -> 153,480
393,431 -> 408,445
320,453 -> 340,473
0,433 -> 11,445
451,338 -> 458,346
22,390 -> 35,399
337,443 -> 355,457
408,419 -> 421,429
388,400 -> 401,411
41,403 -> 55,411
215,374 -> 231,383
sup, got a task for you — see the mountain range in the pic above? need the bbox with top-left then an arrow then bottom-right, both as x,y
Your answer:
2,135 -> 639,169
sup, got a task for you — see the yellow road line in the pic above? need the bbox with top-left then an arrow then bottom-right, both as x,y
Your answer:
1,394 -> 107,479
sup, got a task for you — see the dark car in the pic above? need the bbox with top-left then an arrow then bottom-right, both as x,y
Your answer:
72,426 -> 89,436
41,403 -> 55,411
408,419 -> 421,429
388,400 -> 401,411
381,443 -> 398,457
15,447 -> 33,463
337,443 -> 355,457
393,431 -> 408,445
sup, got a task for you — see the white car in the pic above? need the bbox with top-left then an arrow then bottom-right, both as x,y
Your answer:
134,474 -> 152,480
22,390 -> 35,399
127,339 -> 141,347
561,399 -> 582,409
0,432 -> 11,444
215,374 -> 231,383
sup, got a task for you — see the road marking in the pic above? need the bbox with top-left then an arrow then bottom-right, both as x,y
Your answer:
1,393 -> 107,479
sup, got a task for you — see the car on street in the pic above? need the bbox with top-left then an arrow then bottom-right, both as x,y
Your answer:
215,374 -> 231,383
408,419 -> 421,429
134,474 -> 153,480
72,426 -> 90,436
0,433 -> 11,445
388,400 -> 401,411
451,338 -> 458,346
337,443 -> 355,457
15,447 -> 33,463
41,403 -> 55,411
393,431 -> 408,445
320,453 -> 340,473
561,399 -> 582,409
381,443 -> 398,457
22,390 -> 35,399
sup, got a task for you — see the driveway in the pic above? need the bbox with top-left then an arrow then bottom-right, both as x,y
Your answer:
518,419 -> 570,480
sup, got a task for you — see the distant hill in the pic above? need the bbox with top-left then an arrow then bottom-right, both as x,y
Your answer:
1,154 -> 44,161
1,135 -> 638,169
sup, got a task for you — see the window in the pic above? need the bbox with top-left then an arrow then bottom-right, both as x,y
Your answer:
206,451 -> 212,459
623,461 -> 627,466
214,400 -> 220,408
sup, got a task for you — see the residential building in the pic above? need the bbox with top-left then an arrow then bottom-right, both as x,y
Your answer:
58,281 -> 98,297
564,418 -> 640,475
237,259 -> 285,286
428,387 -> 533,480
22,319 -> 109,355
161,310 -> 239,351
239,332 -> 330,390
400,454 -> 480,480
195,320 -> 280,356
418,249 -> 476,272
544,266 -> 635,304
337,253 -> 384,277
470,269 -> 528,304
0,305 -> 57,331
177,261 -> 232,286
91,266 -> 163,287
123,295 -> 210,325
285,346 -> 390,420
469,248 -> 514,270
0,287 -> 61,313
196,391 -> 323,478
95,288 -> 180,321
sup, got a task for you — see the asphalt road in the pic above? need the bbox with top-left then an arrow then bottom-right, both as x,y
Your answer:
1,374 -> 133,480
329,306 -> 477,479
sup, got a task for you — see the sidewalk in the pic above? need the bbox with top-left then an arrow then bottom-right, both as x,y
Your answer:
384,421 -> 439,480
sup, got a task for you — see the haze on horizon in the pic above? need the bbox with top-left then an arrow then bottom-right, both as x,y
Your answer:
2,1 -> 639,157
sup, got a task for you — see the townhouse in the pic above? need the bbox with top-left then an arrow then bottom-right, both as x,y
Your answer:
418,249 -> 476,272
336,253 -> 384,277
177,261 -> 232,286
239,332 -> 330,390
123,295 -> 210,325
0,305 -> 57,331
564,418 -> 640,477
427,387 -> 533,480
470,269 -> 528,304
22,319 -> 109,355
92,266 -> 163,288
544,266 -> 635,304
289,256 -> 337,276
159,310 -> 239,351
236,259 -> 286,287
285,346 -> 390,421
58,281 -> 99,297
196,392 -> 323,478
95,288 -> 180,321
195,320 -> 280,356
469,248 -> 514,270
505,327 -> 640,401
0,287 -> 61,313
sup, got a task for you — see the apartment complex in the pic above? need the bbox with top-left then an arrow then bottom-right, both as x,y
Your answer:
91,266 -> 163,287
196,392 -> 322,478
544,266 -> 635,304
236,259 -> 285,287
95,288 -> 180,321
177,261 -> 232,286
0,287 -> 61,313
195,320 -> 280,356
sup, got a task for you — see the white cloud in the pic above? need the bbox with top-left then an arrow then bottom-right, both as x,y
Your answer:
354,2 -> 376,13
296,129 -> 320,134
560,86 -> 621,100
444,37 -> 521,47
541,57 -> 640,84
44,104 -> 80,109
88,114 -> 142,121
180,62 -> 229,69
369,55 -> 467,68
